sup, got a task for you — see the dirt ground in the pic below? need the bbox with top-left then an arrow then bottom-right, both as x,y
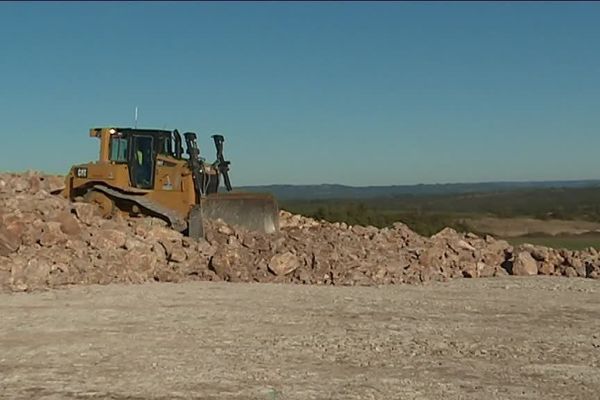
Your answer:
1,278 -> 599,400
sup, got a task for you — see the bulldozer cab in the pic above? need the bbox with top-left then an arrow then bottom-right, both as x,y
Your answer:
106,128 -> 177,189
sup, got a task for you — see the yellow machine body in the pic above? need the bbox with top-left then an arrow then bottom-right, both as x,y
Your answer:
62,127 -> 279,236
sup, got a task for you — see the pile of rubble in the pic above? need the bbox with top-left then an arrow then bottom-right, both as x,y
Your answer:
1,171 -> 599,292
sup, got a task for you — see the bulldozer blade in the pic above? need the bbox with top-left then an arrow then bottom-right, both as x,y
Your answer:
188,192 -> 279,239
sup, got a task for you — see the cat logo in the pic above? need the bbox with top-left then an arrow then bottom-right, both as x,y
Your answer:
76,167 -> 88,178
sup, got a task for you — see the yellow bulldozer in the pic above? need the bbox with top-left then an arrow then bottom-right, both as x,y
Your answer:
62,127 -> 279,237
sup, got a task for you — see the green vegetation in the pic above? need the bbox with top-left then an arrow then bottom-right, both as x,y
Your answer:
280,186 -> 600,249
284,186 -> 600,221
507,233 -> 600,251
282,200 -> 471,236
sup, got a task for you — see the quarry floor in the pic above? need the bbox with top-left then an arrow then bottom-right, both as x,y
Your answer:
1,278 -> 599,400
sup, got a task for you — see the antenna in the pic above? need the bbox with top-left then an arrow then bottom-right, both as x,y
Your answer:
134,106 -> 138,128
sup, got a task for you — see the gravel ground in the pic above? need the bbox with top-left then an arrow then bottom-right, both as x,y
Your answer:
1,277 -> 599,400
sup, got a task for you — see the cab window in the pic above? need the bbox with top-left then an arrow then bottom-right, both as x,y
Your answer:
110,137 -> 128,162
156,135 -> 173,157
131,136 -> 154,189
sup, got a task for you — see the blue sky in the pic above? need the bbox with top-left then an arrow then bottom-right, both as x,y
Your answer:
1,2 -> 599,185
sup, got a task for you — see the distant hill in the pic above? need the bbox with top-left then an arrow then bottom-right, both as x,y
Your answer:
239,180 -> 600,200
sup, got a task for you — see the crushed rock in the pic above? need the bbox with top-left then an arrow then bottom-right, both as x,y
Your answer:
1,171 -> 599,292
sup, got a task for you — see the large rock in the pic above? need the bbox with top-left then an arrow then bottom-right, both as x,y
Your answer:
538,262 -> 555,276
209,250 -> 233,280
169,247 -> 187,263
21,221 -> 44,246
124,249 -> 157,279
55,211 -> 81,236
91,229 -> 127,251
0,215 -> 26,256
512,252 -> 538,276
564,266 -> 578,278
566,256 -> 586,277
124,237 -> 152,252
40,222 -> 67,247
73,203 -> 96,224
0,227 -> 20,256
0,264 -> 10,290
10,257 -> 53,291
268,252 -> 300,276
42,175 -> 66,194
144,226 -> 183,242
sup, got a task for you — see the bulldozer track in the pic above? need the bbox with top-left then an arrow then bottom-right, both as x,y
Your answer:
92,184 -> 188,232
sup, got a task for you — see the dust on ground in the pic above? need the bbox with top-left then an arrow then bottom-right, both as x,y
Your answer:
1,277 -> 599,400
